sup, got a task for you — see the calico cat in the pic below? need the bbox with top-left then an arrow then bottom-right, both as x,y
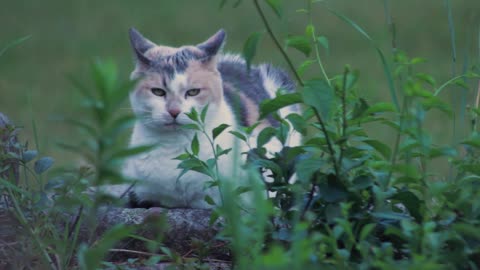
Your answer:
113,28 -> 300,209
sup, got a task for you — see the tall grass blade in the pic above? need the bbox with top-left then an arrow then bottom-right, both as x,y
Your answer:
443,0 -> 458,181
459,44 -> 470,137
327,8 -> 400,111
27,90 -> 41,154
0,35 -> 31,58
383,0 -> 396,52
444,0 -> 457,76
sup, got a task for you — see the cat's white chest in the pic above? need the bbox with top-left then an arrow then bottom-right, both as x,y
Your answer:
122,115 -> 235,208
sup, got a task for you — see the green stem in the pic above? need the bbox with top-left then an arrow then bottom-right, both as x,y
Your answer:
201,128 -> 225,205
338,68 -> 349,167
307,1 -> 331,86
253,0 -> 304,87
313,108 -> 340,177
386,98 -> 408,187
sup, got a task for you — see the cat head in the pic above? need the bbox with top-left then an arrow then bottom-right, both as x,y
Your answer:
128,28 -> 226,131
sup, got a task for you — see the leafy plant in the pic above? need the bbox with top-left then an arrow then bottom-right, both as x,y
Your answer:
214,0 -> 480,269
2,1 -> 480,269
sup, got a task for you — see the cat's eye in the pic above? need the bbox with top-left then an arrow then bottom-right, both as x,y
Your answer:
151,88 -> 166,97
186,88 -> 201,97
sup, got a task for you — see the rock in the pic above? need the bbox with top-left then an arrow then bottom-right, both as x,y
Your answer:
0,112 -> 231,268
92,206 -> 229,260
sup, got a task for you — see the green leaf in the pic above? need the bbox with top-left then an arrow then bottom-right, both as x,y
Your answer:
296,157 -> 324,183
453,223 -> 480,240
359,223 -> 376,241
301,79 -> 335,121
91,59 -> 118,103
200,104 -> 209,123
364,139 -> 391,159
209,210 -> 220,226
257,127 -> 277,148
260,93 -> 302,119
22,150 -> 38,163
243,32 -> 263,70
174,152 -> 191,161
212,124 -> 230,140
318,176 -> 348,203
234,186 -> 252,195
285,35 -> 311,57
297,60 -> 315,76
391,191 -> 423,222
191,134 -> 200,156
77,224 -> 134,270
265,0 -> 283,18
177,159 -> 212,179
216,145 -> 232,157
286,113 -> 307,135
109,145 -> 155,161
204,195 -> 216,205
185,108 -> 199,122
316,36 -> 329,53
416,73 -> 436,86
352,98 -> 369,119
182,123 -> 200,131
364,102 -> 396,115
229,130 -> 247,142
34,157 -> 54,174
352,175 -> 373,190
371,211 -> 411,221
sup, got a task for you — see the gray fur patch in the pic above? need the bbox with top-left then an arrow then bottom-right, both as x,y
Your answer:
219,57 -> 295,127
149,49 -> 200,78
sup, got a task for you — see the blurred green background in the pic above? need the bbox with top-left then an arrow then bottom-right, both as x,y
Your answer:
1,0 -> 479,165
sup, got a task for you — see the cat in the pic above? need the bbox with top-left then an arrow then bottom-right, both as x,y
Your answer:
110,28 -> 301,209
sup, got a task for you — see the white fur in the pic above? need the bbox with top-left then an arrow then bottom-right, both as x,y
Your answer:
122,101 -> 236,208
110,55 -> 300,209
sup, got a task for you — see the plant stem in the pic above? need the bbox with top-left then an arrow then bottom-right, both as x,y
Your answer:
301,173 -> 317,219
313,108 -> 340,177
201,128 -> 225,205
474,80 -> 480,132
338,68 -> 349,167
253,0 -> 304,87
386,98 -> 407,187
307,0 -> 331,86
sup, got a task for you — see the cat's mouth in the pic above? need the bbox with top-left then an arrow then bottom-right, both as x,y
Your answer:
164,121 -> 182,128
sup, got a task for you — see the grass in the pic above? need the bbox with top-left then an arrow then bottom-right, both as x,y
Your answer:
0,1 -> 479,168
1,1 -> 480,269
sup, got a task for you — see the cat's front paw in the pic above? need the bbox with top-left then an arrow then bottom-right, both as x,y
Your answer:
126,191 -> 164,209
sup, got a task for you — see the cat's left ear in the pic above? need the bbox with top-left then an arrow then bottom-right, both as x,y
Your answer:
129,28 -> 156,66
197,29 -> 226,58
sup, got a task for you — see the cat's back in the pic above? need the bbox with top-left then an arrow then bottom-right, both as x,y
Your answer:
217,54 -> 296,127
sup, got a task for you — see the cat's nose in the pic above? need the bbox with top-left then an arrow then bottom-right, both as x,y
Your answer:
168,109 -> 181,119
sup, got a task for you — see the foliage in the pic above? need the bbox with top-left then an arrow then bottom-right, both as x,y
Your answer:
215,1 -> 480,269
1,0 -> 480,269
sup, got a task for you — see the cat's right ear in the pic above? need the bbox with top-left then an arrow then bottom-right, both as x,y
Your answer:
129,28 -> 156,67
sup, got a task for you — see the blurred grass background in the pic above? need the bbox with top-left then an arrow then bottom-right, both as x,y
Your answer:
0,0 -> 479,166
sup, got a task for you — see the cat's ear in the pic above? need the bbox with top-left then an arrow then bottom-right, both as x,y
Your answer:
197,29 -> 226,57
129,28 -> 156,66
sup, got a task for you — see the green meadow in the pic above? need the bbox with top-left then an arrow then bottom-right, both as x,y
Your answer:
1,0 -> 478,162
2,1 -> 480,268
